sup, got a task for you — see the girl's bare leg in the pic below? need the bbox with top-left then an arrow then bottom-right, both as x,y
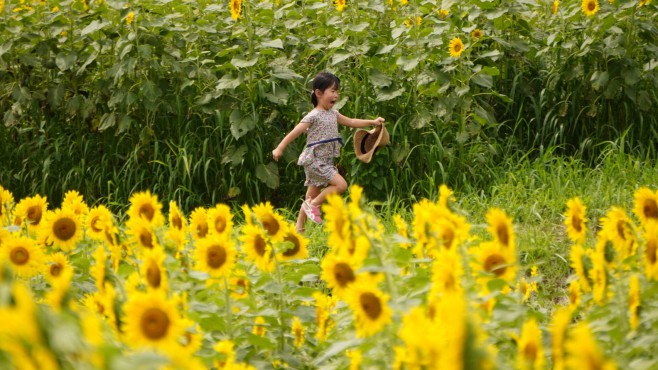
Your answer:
309,173 -> 347,207
296,186 -> 321,232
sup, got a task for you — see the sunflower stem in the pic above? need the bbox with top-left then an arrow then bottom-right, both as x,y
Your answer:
224,276 -> 233,339
273,250 -> 286,354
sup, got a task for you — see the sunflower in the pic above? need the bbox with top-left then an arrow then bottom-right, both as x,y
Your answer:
321,253 -> 361,297
252,202 -> 286,242
564,197 -> 588,244
127,190 -> 164,227
601,207 -> 637,261
278,224 -> 309,261
552,0 -> 559,14
252,316 -> 266,337
397,306 -> 442,368
81,285 -> 118,330
207,204 -> 233,237
334,0 -> 346,12
471,241 -> 517,285
0,185 -> 15,225
589,251 -> 607,305
14,194 -> 48,233
568,280 -> 581,309
240,224 -> 274,272
141,246 -> 168,291
291,316 -> 305,348
430,249 -> 463,298
516,318 -> 545,370
230,0 -> 242,20
194,235 -> 236,278
44,252 -> 72,283
486,208 -> 515,249
230,271 -> 250,300
643,223 -> 658,280
62,189 -> 89,218
634,187 -> 658,228
314,292 -> 338,342
448,37 -> 464,58
639,0 -> 651,6
437,9 -> 449,18
86,205 -> 114,241
123,291 -> 184,350
564,323 -> 615,370
471,28 -> 483,39
629,274 -> 640,330
324,193 -> 353,250
189,207 -> 209,240
214,340 -> 236,368
345,280 -> 392,337
550,307 -> 571,370
126,217 -> 160,252
44,267 -> 73,312
41,208 -> 82,252
581,0 -> 599,16
2,235 -> 45,278
90,246 -> 108,293
570,244 -> 593,291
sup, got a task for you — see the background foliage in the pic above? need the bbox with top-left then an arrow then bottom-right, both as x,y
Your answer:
0,0 -> 657,210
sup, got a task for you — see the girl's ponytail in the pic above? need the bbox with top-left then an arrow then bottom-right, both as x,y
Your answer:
311,90 -> 318,106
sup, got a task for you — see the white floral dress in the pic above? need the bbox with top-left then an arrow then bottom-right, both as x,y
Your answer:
297,108 -> 343,187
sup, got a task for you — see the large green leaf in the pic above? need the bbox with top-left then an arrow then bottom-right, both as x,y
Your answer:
229,109 -> 256,140
255,162 -> 279,189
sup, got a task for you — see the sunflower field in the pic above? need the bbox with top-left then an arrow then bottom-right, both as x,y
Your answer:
0,0 -> 657,207
3,181 -> 658,369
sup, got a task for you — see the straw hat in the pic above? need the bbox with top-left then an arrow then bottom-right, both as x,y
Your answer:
353,124 -> 390,163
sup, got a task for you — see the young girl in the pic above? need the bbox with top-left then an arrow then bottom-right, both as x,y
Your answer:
272,72 -> 384,232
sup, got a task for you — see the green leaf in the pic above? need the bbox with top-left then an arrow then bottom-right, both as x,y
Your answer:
482,66 -> 500,76
376,87 -> 405,102
55,52 -> 77,71
81,20 -> 109,36
229,109 -> 256,140
331,51 -> 351,65
369,69 -> 392,88
348,22 -> 369,32
231,56 -> 259,68
271,67 -> 302,80
47,84 -> 65,108
471,73 -> 493,88
264,88 -> 289,105
376,44 -> 396,54
313,339 -> 363,366
397,56 -> 419,72
261,39 -> 284,49
455,85 -> 470,96
216,74 -> 242,90
591,71 -> 609,91
622,67 -> 640,85
328,37 -> 347,49
98,112 -> 116,131
256,162 -> 279,189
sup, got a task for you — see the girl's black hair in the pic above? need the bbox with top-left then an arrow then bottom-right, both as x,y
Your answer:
310,72 -> 340,107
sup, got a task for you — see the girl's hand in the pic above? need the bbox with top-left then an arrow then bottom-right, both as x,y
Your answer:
272,147 -> 283,161
373,117 -> 385,126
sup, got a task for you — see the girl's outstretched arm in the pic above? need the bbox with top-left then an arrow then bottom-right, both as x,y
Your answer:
272,121 -> 312,161
337,113 -> 385,128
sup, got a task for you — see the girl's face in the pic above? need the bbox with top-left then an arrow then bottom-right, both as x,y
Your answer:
315,84 -> 339,110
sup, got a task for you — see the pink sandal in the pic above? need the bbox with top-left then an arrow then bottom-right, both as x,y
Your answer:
302,200 -> 323,224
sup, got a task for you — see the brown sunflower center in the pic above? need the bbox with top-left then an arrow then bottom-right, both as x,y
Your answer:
207,244 -> 227,269
572,215 -> 583,232
139,229 -> 154,249
26,205 -> 43,225
10,247 -> 29,265
616,221 -> 626,240
646,239 -> 657,264
234,279 -> 248,295
644,199 -> 658,220
442,228 -> 455,249
484,253 -> 507,276
50,263 -> 63,277
334,262 -> 356,287
254,235 -> 267,256
172,214 -> 183,230
587,0 -> 596,10
140,308 -> 170,340
523,342 -> 538,362
360,292 -> 382,320
261,215 -> 280,236
497,224 -> 509,246
196,222 -> 208,239
146,262 -> 161,288
282,234 -> 301,257
214,217 -> 227,234
454,43 -> 462,52
569,286 -> 579,305
90,216 -> 104,233
139,204 -> 155,222
53,217 -> 76,241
